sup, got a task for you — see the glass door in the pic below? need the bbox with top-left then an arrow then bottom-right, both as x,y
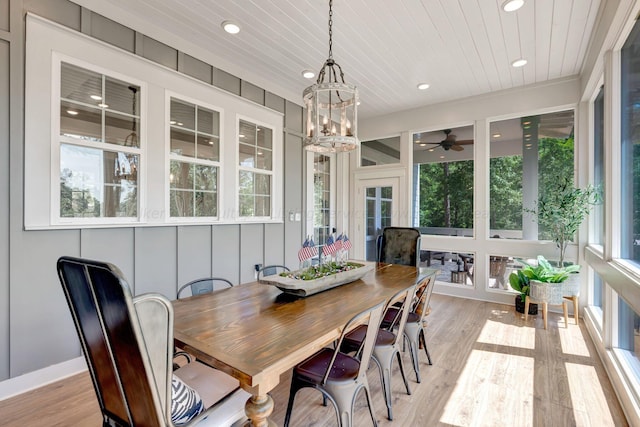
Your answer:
365,186 -> 393,261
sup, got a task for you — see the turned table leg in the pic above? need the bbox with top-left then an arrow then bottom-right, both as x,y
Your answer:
245,394 -> 276,427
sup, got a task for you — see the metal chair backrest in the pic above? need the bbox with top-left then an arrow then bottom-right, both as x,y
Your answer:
322,301 -> 385,384
414,274 -> 436,324
257,265 -> 290,280
177,277 -> 234,299
57,256 -> 162,427
383,284 -> 418,347
378,227 -> 421,267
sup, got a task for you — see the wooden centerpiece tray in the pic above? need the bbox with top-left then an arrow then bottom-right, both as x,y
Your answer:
259,260 -> 376,297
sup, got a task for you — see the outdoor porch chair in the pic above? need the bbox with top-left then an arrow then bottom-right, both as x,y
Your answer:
57,256 -> 249,427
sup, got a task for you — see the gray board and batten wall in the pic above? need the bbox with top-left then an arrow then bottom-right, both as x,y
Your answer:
0,0 -> 305,381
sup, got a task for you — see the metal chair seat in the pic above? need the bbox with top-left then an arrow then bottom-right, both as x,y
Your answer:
295,348 -> 361,384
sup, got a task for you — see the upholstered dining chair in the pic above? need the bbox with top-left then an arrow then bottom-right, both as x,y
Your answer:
341,284 -> 417,421
382,274 -> 436,383
57,256 -> 249,427
284,301 -> 385,427
377,227 -> 421,267
177,277 -> 234,299
257,264 -> 290,280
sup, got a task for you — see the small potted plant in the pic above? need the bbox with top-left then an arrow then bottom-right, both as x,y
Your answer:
509,268 -> 536,314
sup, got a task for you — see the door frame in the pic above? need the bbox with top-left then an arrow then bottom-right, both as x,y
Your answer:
351,166 -> 408,260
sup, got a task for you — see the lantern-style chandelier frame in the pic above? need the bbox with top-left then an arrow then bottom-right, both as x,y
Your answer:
303,0 -> 359,152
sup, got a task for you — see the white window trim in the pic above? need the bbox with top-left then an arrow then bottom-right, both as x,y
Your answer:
165,91 -> 224,223
24,14 -> 283,229
235,113 -> 281,222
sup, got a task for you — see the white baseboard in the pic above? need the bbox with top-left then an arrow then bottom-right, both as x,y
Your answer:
0,357 -> 87,401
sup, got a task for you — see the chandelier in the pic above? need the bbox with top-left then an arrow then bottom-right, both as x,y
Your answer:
303,0 -> 359,152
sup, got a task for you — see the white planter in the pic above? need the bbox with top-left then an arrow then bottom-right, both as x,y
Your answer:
530,280 -> 564,305
562,272 -> 581,297
259,260 -> 376,297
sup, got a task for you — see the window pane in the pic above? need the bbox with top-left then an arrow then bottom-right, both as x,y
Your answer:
240,120 -> 256,145
105,111 -> 139,147
239,170 -> 253,195
489,111 -> 575,241
60,144 -> 137,217
239,195 -> 253,216
257,126 -> 272,149
170,99 -> 195,130
617,295 -> 640,363
420,250 -> 476,287
105,77 -> 139,116
256,148 -> 272,171
61,62 -> 101,104
255,195 -> 270,217
621,23 -> 640,265
195,164 -> 217,192
361,136 -> 401,166
593,86 -> 605,245
170,190 -> 193,217
594,272 -> 603,309
171,128 -> 195,157
197,135 -> 219,161
255,173 -> 270,195
195,191 -> 217,217
239,143 -> 255,167
197,106 -> 217,135
60,100 -> 102,141
170,161 -> 193,190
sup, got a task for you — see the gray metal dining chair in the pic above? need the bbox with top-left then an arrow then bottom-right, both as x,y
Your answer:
177,277 -> 234,299
257,265 -> 290,280
284,301 -> 385,427
341,283 -> 417,420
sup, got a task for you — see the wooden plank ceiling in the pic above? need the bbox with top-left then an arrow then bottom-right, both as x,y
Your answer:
71,0 -> 601,119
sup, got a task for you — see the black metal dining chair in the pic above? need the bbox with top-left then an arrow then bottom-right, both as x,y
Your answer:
284,301 -> 385,427
57,256 -> 249,427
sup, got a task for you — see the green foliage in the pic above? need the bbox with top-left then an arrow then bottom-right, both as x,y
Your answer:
509,255 -> 581,302
419,161 -> 473,228
281,262 -> 364,281
526,172 -> 601,266
489,156 -> 523,230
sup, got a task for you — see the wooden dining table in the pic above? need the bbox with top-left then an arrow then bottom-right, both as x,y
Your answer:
172,262 -> 438,427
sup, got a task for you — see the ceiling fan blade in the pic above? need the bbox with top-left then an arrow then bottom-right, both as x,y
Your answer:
450,145 -> 464,152
455,139 -> 474,145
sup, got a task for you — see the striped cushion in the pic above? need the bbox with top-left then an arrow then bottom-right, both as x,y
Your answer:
171,374 -> 204,425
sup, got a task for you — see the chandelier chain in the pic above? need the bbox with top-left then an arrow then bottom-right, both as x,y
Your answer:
328,0 -> 333,59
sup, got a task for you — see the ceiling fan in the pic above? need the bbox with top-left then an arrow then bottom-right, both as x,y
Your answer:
424,129 -> 473,151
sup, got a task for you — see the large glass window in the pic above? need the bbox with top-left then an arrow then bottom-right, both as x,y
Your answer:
238,120 -> 273,218
593,86 -> 605,246
616,295 -> 640,378
360,136 -> 400,166
413,126 -> 474,237
621,24 -> 640,266
59,62 -> 140,218
313,153 -> 332,254
169,98 -> 220,218
489,110 -> 575,241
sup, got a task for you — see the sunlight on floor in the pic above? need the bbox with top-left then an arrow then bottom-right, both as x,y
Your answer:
440,349 -> 534,426
558,323 -> 591,357
565,362 -> 616,426
477,319 -> 536,349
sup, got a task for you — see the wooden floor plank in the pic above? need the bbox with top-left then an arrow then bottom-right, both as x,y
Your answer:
0,294 -> 628,426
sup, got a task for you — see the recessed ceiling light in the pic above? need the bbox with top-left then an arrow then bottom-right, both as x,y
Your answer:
428,148 -> 435,152
239,134 -> 245,138
439,155 -> 445,159
208,140 -> 214,145
222,21 -> 240,34
98,103 -> 109,108
419,143 -> 426,147
511,58 -> 528,68
90,95 -> 102,101
492,133 -> 502,138
502,0 -> 524,12
525,143 -> 532,147
66,109 -> 78,116
177,122 -> 183,126
302,70 -> 315,79
170,120 -> 177,125
417,83 -> 430,90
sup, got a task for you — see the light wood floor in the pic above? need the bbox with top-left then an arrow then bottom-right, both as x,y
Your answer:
0,294 -> 628,426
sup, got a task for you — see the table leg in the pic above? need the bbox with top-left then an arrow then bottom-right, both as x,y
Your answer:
245,394 -> 276,427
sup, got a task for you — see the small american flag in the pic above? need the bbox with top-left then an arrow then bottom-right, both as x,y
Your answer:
342,234 -> 352,251
308,238 -> 318,258
323,235 -> 337,256
334,233 -> 343,251
298,237 -> 310,261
